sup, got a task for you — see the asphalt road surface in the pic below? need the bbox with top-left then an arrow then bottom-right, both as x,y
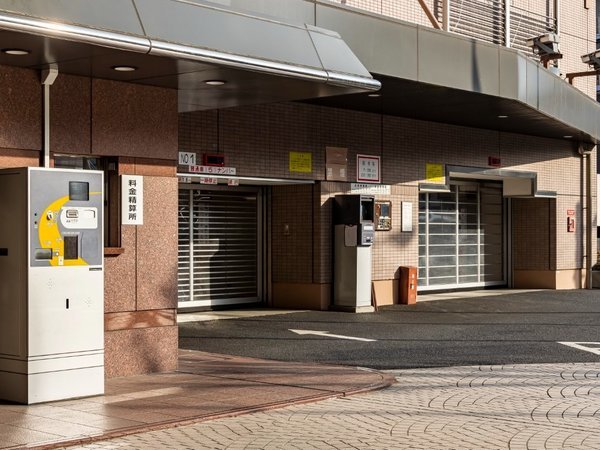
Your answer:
179,290 -> 600,369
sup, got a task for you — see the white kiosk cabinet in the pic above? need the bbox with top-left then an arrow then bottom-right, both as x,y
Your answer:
0,167 -> 104,404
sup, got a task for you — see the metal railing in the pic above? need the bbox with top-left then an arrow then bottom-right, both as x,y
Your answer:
449,0 -> 506,45
509,6 -> 557,54
326,0 -> 557,57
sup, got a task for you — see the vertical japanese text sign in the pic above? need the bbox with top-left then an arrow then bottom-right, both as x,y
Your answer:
121,175 -> 144,225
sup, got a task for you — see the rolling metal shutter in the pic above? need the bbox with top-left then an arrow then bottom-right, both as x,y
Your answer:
178,187 -> 260,309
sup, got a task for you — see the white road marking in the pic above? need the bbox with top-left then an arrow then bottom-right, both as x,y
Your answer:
289,329 -> 377,342
557,342 -> 600,355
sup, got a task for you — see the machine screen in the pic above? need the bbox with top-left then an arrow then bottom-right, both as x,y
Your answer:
69,181 -> 89,201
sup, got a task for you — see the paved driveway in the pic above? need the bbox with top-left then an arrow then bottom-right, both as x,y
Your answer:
67,362 -> 600,449
179,290 -> 600,369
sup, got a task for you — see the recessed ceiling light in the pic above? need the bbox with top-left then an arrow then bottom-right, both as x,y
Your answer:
563,135 -> 573,139
205,80 -> 226,86
497,115 -> 508,119
111,65 -> 137,72
368,93 -> 381,97
2,48 -> 30,55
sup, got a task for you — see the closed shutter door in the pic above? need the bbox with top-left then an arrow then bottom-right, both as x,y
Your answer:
418,182 -> 505,290
178,187 -> 260,309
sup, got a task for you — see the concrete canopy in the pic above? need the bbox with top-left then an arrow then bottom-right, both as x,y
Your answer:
308,2 -> 600,145
0,0 -> 380,112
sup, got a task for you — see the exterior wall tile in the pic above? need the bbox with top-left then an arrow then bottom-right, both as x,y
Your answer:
272,185 -> 314,284
0,65 -> 41,151
135,158 -> 177,177
512,198 -> 553,271
136,176 -> 178,310
104,225 -> 137,313
0,148 -> 39,168
92,79 -> 177,160
104,326 -> 178,378
51,73 -> 91,154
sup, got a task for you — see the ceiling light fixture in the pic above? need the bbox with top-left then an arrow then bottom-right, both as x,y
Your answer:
2,48 -> 30,55
111,65 -> 137,72
205,80 -> 226,86
497,115 -> 508,119
563,135 -> 573,139
368,93 -> 381,97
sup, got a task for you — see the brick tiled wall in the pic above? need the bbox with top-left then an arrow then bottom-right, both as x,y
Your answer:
328,0 -> 437,27
558,0 -> 596,98
179,101 -> 594,286
512,198 -> 555,271
272,185 -> 315,284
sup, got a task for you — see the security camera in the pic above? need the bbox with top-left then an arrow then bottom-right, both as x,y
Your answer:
581,50 -> 600,70
526,33 -> 561,59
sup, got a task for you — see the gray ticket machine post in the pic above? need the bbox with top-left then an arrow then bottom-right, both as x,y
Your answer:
333,194 -> 375,312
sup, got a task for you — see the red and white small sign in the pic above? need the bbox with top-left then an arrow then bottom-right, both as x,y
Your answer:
357,154 -> 380,184
199,177 -> 218,185
567,209 -> 576,216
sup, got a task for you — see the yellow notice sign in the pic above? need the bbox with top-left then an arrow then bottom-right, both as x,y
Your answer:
289,151 -> 312,173
425,163 -> 445,184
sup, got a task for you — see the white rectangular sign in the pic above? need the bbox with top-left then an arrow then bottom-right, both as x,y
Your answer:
401,201 -> 413,232
189,165 -> 236,175
350,183 -> 390,195
122,175 -> 144,225
178,151 -> 197,166
356,154 -> 380,183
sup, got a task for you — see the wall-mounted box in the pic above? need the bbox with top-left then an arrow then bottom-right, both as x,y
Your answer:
375,200 -> 392,231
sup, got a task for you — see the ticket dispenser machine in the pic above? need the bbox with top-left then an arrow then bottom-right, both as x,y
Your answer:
333,195 -> 375,312
0,167 -> 104,404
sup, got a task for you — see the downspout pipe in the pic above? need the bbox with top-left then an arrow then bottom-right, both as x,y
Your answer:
586,149 -> 594,289
579,142 -> 595,289
554,0 -> 560,70
41,67 -> 58,168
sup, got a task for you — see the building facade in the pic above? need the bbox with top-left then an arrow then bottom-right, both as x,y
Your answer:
0,0 -> 598,378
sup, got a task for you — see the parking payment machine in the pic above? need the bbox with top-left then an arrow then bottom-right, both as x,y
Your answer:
333,195 -> 375,312
0,168 -> 104,404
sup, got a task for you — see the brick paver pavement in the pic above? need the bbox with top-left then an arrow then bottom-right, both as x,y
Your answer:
65,362 -> 600,450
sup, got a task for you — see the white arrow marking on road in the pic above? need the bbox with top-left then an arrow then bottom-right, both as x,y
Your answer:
557,342 -> 600,355
289,329 -> 376,342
